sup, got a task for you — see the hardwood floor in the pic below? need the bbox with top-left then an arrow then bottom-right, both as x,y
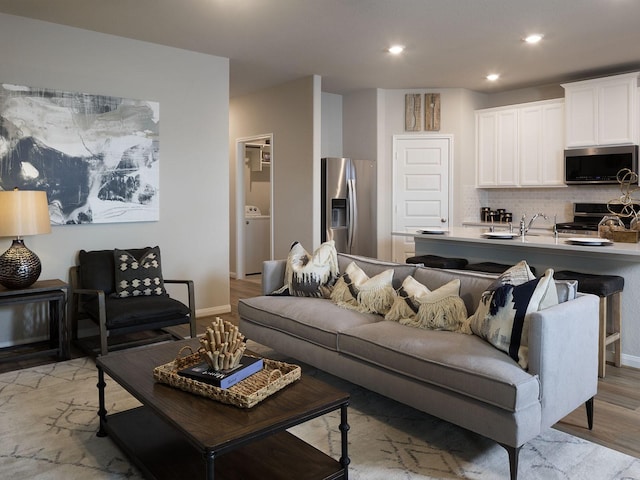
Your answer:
1,274 -> 638,460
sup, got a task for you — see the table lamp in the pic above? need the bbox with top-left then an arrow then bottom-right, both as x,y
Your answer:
0,189 -> 52,289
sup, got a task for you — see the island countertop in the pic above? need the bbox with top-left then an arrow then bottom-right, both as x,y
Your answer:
393,227 -> 640,261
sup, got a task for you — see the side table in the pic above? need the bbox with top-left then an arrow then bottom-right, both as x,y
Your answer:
0,279 -> 70,362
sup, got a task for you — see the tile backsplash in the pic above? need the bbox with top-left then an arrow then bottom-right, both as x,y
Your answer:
463,185 -> 629,224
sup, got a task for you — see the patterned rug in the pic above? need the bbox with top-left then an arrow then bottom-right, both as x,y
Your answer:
1,353 -> 639,480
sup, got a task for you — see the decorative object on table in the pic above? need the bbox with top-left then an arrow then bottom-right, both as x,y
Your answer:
178,354 -> 263,389
0,82 -> 159,225
404,93 -> 422,131
153,345 -> 301,408
604,168 -> 640,242
424,93 -> 441,131
0,188 -> 51,289
598,215 -> 625,240
198,317 -> 247,371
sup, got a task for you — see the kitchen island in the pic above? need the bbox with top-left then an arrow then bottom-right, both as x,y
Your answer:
394,227 -> 640,368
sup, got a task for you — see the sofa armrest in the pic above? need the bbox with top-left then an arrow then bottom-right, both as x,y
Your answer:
527,293 -> 600,428
261,260 -> 287,295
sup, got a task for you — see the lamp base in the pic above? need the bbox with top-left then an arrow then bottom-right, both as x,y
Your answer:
0,239 -> 42,289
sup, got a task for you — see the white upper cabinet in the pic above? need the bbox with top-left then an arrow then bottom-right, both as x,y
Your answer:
562,72 -> 639,148
476,99 -> 565,188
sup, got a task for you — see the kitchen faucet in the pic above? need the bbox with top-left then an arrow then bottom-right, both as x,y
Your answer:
520,213 -> 550,236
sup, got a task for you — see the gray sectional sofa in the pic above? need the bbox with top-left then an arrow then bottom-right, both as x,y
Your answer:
238,253 -> 600,480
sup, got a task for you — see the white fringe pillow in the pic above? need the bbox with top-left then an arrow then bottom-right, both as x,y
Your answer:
394,278 -> 470,334
385,275 -> 431,321
330,262 -> 395,315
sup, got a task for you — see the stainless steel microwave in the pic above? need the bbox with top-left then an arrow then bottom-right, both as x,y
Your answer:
565,145 -> 639,184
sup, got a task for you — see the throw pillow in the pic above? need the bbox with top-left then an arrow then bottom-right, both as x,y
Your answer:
467,260 -> 536,327
389,278 -> 470,334
271,241 -> 339,298
112,246 -> 166,298
330,261 -> 396,315
470,269 -> 557,369
385,275 -> 431,321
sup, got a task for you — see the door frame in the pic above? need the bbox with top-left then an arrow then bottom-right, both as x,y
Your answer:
391,134 -> 454,261
234,133 -> 274,280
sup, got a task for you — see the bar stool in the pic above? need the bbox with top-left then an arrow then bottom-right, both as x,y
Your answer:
465,262 -> 536,276
406,255 -> 468,269
554,270 -> 624,378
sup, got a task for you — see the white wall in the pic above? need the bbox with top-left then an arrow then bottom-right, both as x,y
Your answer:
343,89 -> 378,161
0,14 -> 230,346
229,76 -> 317,270
321,92 -> 343,157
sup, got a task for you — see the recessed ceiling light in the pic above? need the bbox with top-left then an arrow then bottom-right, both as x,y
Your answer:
388,45 -> 404,55
486,73 -> 500,81
524,34 -> 544,44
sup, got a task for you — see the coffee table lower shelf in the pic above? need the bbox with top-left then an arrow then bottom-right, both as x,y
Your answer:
104,406 -> 345,480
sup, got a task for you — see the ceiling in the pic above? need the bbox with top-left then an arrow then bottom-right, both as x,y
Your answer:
1,0 -> 640,98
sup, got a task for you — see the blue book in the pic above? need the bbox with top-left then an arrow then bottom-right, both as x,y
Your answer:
178,356 -> 263,389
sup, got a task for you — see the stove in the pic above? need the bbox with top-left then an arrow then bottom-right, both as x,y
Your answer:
555,202 -> 640,235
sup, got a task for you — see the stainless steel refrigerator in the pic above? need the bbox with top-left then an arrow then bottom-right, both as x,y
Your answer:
321,157 -> 376,257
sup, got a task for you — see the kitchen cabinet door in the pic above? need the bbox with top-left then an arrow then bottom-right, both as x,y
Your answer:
540,102 -> 565,186
598,78 -> 636,145
520,102 -> 564,186
476,109 -> 518,187
564,84 -> 597,148
563,72 -> 639,147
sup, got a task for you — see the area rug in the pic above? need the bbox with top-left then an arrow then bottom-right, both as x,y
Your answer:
1,354 -> 639,480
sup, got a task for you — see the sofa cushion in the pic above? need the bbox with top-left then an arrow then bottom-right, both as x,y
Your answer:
470,269 -> 558,369
337,253 -> 416,289
413,267 -> 497,313
331,262 -> 395,314
413,265 -> 577,310
338,320 -> 540,412
272,241 -> 338,298
238,295 -> 381,351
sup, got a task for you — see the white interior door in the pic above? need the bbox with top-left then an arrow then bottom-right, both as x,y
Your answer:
392,135 -> 452,263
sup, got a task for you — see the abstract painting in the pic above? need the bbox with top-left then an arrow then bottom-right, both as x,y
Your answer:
0,83 -> 159,224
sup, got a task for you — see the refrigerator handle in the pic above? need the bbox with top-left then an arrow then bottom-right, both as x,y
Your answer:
347,177 -> 357,253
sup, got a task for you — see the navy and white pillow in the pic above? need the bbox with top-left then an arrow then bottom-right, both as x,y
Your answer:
470,268 -> 558,369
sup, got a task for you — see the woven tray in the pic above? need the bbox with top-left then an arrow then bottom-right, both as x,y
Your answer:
153,346 -> 301,408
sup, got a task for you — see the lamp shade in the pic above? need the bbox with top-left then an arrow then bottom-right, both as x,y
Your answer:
0,190 -> 51,238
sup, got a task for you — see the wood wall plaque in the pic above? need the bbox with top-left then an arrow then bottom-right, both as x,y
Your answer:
404,94 -> 422,131
425,93 -> 441,131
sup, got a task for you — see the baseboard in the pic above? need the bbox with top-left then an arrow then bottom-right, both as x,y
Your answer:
620,353 -> 640,370
196,305 -> 231,318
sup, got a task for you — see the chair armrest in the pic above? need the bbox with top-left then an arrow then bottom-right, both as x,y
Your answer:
164,279 -> 196,320
261,260 -> 286,295
527,293 -> 599,428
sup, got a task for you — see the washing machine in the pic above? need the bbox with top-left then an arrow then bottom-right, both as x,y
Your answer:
244,205 -> 270,275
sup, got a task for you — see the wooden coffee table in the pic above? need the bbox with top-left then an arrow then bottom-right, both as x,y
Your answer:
95,338 -> 350,480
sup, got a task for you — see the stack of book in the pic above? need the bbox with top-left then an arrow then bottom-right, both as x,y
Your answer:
178,355 -> 263,389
